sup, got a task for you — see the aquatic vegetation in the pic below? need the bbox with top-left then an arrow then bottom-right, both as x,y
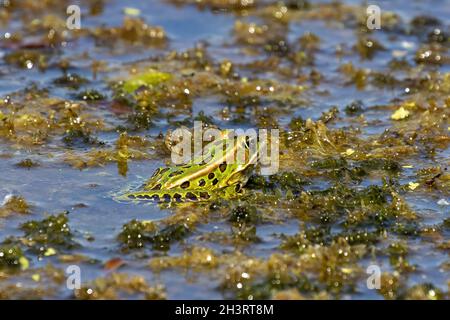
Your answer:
0,245 -> 27,271
344,101 -> 364,116
76,89 -> 105,101
64,132 -> 154,171
53,73 -> 89,89
15,158 -> 40,169
118,219 -> 191,251
91,17 -> 167,47
168,0 -> 256,11
355,37 -> 385,60
150,246 -> 218,271
3,50 -> 48,70
122,70 -> 172,94
0,195 -> 31,217
19,212 -> 77,254
74,273 -> 166,300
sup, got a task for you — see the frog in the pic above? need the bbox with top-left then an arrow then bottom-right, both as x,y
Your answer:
116,133 -> 259,203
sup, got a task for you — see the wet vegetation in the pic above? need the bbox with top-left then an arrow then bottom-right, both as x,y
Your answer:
0,0 -> 448,299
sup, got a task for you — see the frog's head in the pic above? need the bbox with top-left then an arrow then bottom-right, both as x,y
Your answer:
219,133 -> 261,188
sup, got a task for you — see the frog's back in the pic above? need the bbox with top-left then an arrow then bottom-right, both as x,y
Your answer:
145,161 -> 241,191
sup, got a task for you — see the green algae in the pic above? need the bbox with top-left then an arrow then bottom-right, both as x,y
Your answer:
122,70 -> 172,94
0,245 -> 27,270
76,89 -> 105,101
0,196 -> 31,217
19,212 -> 77,253
4,50 -> 48,70
53,73 -> 89,89
118,219 -> 190,251
74,273 -> 166,300
15,158 -> 40,169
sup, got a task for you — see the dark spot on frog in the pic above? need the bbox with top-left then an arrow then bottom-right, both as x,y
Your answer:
181,181 -> 190,189
212,178 -> 219,185
199,192 -> 210,200
208,172 -> 215,179
151,183 -> 162,190
169,170 -> 184,177
235,184 -> 241,192
152,168 -> 161,177
199,179 -> 206,187
186,192 -> 197,201
128,195 -> 136,199
159,168 -> 170,175
219,163 -> 227,173
163,194 -> 171,202
173,193 -> 182,202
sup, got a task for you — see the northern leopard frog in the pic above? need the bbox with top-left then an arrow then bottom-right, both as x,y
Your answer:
117,133 -> 258,203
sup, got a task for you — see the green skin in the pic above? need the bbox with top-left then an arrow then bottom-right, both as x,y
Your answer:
117,135 -> 258,203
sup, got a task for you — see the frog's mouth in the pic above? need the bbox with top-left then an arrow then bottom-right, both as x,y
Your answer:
110,179 -> 148,203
